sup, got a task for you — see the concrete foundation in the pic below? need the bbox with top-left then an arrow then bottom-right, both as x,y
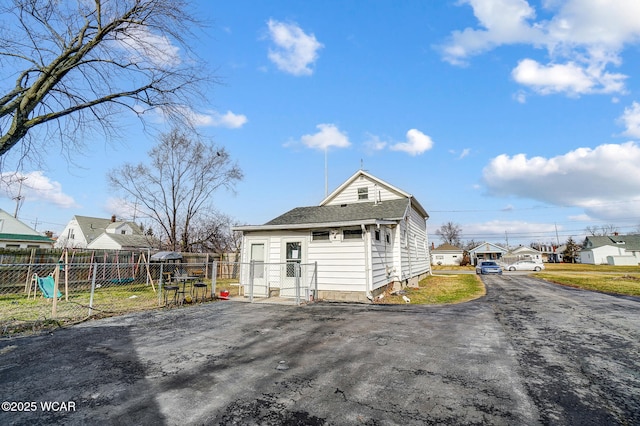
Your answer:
317,271 -> 431,303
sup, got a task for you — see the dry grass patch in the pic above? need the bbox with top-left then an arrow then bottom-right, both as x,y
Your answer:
378,274 -> 485,305
537,272 -> 640,296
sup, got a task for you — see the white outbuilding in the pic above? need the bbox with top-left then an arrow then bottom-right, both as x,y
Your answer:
233,170 -> 431,302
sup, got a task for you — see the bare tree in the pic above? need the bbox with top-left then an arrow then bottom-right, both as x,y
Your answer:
585,224 -> 619,236
188,212 -> 242,254
108,128 -> 242,252
0,0 -> 208,163
435,221 -> 462,247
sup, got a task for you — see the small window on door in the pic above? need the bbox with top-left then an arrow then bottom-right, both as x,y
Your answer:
286,242 -> 302,277
250,243 -> 265,279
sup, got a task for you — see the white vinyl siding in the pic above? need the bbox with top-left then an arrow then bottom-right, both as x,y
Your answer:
580,245 -> 633,265
86,234 -> 121,250
325,175 -> 402,205
398,207 -> 429,280
370,225 -> 395,290
308,237 -> 367,292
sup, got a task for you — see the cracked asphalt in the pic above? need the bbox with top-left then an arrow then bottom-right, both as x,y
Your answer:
1,274 -> 639,425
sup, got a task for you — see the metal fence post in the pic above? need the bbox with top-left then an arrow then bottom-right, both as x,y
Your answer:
249,260 -> 254,303
88,263 -> 98,317
158,263 -> 164,306
295,263 -> 300,305
314,261 -> 318,302
211,260 -> 217,299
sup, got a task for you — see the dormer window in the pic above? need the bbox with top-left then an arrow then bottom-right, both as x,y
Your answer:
358,187 -> 368,200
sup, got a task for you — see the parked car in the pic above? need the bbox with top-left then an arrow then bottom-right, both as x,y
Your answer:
505,260 -> 545,272
475,261 -> 503,275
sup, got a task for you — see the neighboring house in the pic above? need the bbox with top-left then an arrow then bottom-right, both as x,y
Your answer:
580,235 -> 640,265
548,244 -> 565,263
431,243 -> 464,266
56,215 -> 152,250
87,232 -> 156,251
233,170 -> 431,302
0,209 -> 54,249
530,244 -> 555,262
505,245 -> 543,264
469,242 -> 508,266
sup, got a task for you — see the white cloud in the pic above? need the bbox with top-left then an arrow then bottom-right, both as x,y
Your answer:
300,124 -> 350,150
363,134 -> 388,152
466,219 -> 557,236
442,0 -> 640,96
266,19 -> 324,76
389,129 -> 434,156
144,106 -> 247,129
482,142 -> 640,219
619,102 -> 640,138
115,26 -> 181,67
200,110 -> 248,129
441,0 -> 542,64
0,171 -> 77,209
512,59 -> 626,96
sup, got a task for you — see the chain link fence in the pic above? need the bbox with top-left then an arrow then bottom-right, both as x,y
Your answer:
214,261 -> 318,304
0,261 -> 214,335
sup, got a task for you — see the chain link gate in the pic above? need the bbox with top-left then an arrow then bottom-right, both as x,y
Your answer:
213,261 -> 318,304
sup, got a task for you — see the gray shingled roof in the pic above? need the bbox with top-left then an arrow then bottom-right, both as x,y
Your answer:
585,235 -> 640,251
265,198 -> 411,226
74,215 -> 114,243
102,233 -> 156,249
74,215 -> 143,244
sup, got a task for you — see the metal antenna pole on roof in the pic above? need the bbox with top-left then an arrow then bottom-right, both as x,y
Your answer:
325,148 -> 328,197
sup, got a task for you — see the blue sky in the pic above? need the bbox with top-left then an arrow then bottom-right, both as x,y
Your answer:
2,0 -> 640,247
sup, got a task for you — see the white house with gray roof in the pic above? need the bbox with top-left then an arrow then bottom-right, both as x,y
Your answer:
580,235 -> 640,265
233,170 -> 431,302
56,215 -> 154,250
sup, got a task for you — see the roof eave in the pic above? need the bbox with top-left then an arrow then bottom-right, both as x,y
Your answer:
233,218 -> 400,232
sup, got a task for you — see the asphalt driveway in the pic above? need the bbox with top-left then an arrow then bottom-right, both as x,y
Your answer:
1,275 -> 639,425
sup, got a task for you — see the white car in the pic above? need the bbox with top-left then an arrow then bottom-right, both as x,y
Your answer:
505,260 -> 545,272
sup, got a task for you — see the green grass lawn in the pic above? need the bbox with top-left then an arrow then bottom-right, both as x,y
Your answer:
536,263 -> 640,296
378,274 -> 485,305
432,262 -> 640,297
0,280 -> 206,335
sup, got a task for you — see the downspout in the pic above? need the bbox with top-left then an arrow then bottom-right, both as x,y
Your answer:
362,224 -> 372,300
404,201 -> 412,285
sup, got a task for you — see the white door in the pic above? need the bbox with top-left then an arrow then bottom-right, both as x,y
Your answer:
281,240 -> 302,297
250,243 -> 267,296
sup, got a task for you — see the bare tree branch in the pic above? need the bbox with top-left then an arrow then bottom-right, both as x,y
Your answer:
0,0 -> 210,162
108,128 -> 243,252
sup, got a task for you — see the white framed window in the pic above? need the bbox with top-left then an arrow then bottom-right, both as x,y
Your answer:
312,231 -> 330,241
358,187 -> 368,200
343,229 -> 362,239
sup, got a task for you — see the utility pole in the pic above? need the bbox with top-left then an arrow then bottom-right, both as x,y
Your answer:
505,231 -> 509,249
13,176 -> 27,218
324,148 -> 328,198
